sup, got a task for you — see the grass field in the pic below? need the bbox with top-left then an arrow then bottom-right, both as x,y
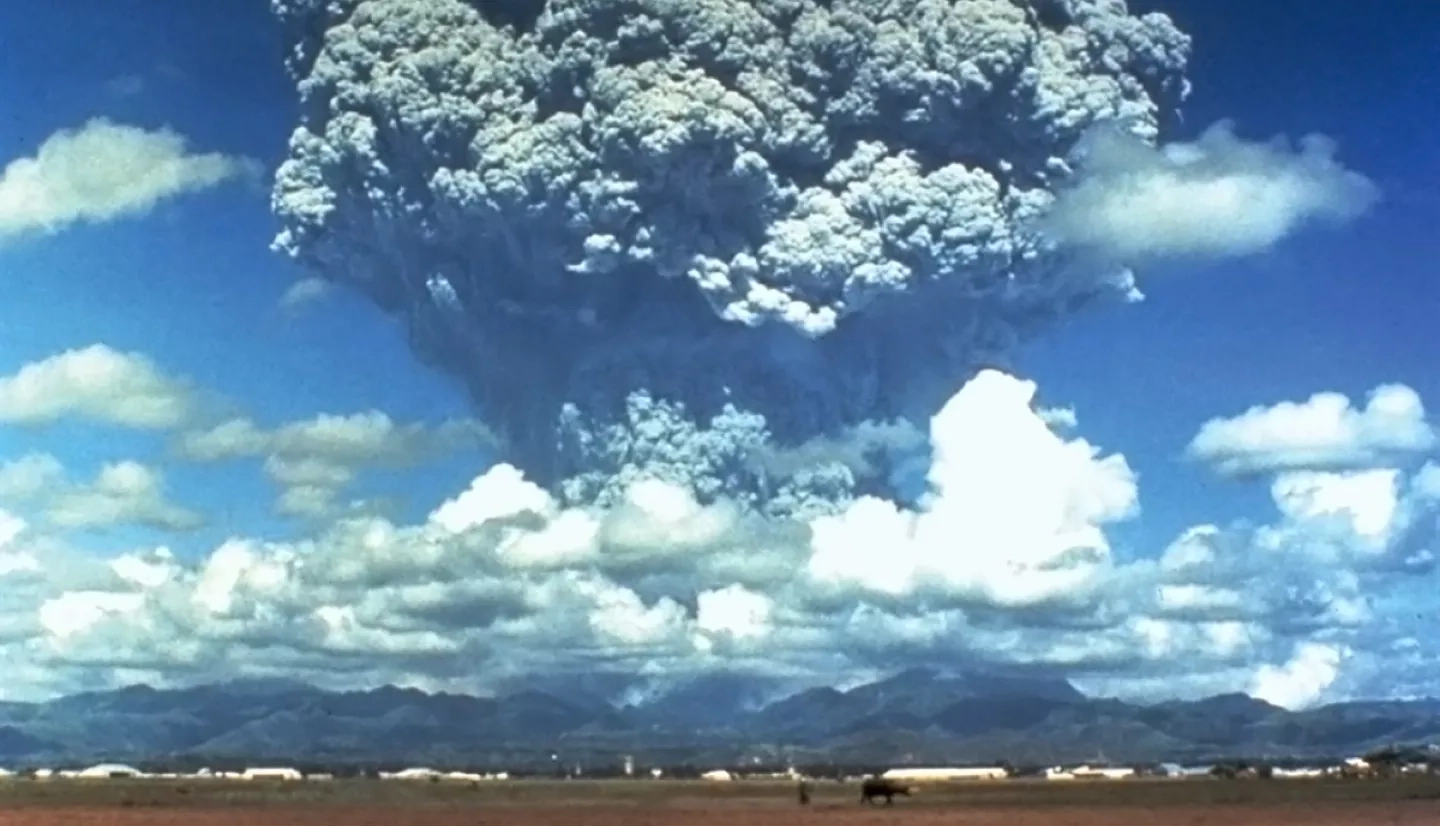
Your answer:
0,775 -> 1436,825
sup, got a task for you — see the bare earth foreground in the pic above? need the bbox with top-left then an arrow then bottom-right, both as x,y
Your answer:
0,776 -> 1437,825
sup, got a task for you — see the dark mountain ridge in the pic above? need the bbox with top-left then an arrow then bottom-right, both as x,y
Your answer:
1,667 -> 1436,769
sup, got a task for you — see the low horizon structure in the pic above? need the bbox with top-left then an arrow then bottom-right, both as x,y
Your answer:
74,763 -> 144,779
241,767 -> 302,781
881,766 -> 1009,782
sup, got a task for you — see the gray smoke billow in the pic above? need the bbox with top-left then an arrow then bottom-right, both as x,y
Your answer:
268,0 -> 1191,515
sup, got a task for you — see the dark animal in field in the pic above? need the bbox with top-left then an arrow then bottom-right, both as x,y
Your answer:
860,776 -> 911,805
797,779 -> 811,805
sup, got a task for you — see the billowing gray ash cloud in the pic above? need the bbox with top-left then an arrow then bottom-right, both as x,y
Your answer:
268,0 -> 1190,515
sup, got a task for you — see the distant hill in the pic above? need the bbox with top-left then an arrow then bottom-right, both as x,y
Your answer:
1,667 -> 1437,769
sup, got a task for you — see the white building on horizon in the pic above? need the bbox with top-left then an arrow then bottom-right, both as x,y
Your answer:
242,767 -> 302,781
75,763 -> 143,778
882,767 -> 1009,781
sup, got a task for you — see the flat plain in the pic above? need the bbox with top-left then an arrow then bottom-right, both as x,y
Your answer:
0,775 -> 1436,825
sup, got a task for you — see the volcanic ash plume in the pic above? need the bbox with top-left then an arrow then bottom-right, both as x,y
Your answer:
268,0 -> 1191,514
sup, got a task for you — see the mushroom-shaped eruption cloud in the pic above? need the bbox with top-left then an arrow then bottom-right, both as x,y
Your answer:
268,0 -> 1191,514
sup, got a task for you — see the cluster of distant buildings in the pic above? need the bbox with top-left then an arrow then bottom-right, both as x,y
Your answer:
378,767 -> 511,781
0,764 -> 511,782
0,765 -> 309,781
1,749 -> 1435,785
694,766 -> 1136,783
695,754 -> 1439,783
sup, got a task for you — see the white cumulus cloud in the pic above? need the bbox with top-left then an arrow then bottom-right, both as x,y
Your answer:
1188,383 -> 1436,477
0,454 -> 202,533
0,368 -> 1432,709
0,453 -> 67,501
1249,641 -> 1348,710
0,345 -> 197,429
43,460 -> 203,533
1045,120 -> 1379,262
807,370 -> 1138,608
0,118 -> 260,240
175,411 -> 493,519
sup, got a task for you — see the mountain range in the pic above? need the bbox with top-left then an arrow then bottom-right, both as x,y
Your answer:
2,668 -> 1438,770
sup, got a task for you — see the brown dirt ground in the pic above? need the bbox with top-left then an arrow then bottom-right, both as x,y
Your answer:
0,803 -> 1437,826
0,776 -> 1436,825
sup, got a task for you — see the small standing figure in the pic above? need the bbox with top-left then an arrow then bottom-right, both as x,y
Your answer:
797,779 -> 811,806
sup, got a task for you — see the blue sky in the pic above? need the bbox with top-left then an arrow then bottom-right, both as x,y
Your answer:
0,0 -> 480,553
1025,0 -> 1440,550
0,0 -> 1435,706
